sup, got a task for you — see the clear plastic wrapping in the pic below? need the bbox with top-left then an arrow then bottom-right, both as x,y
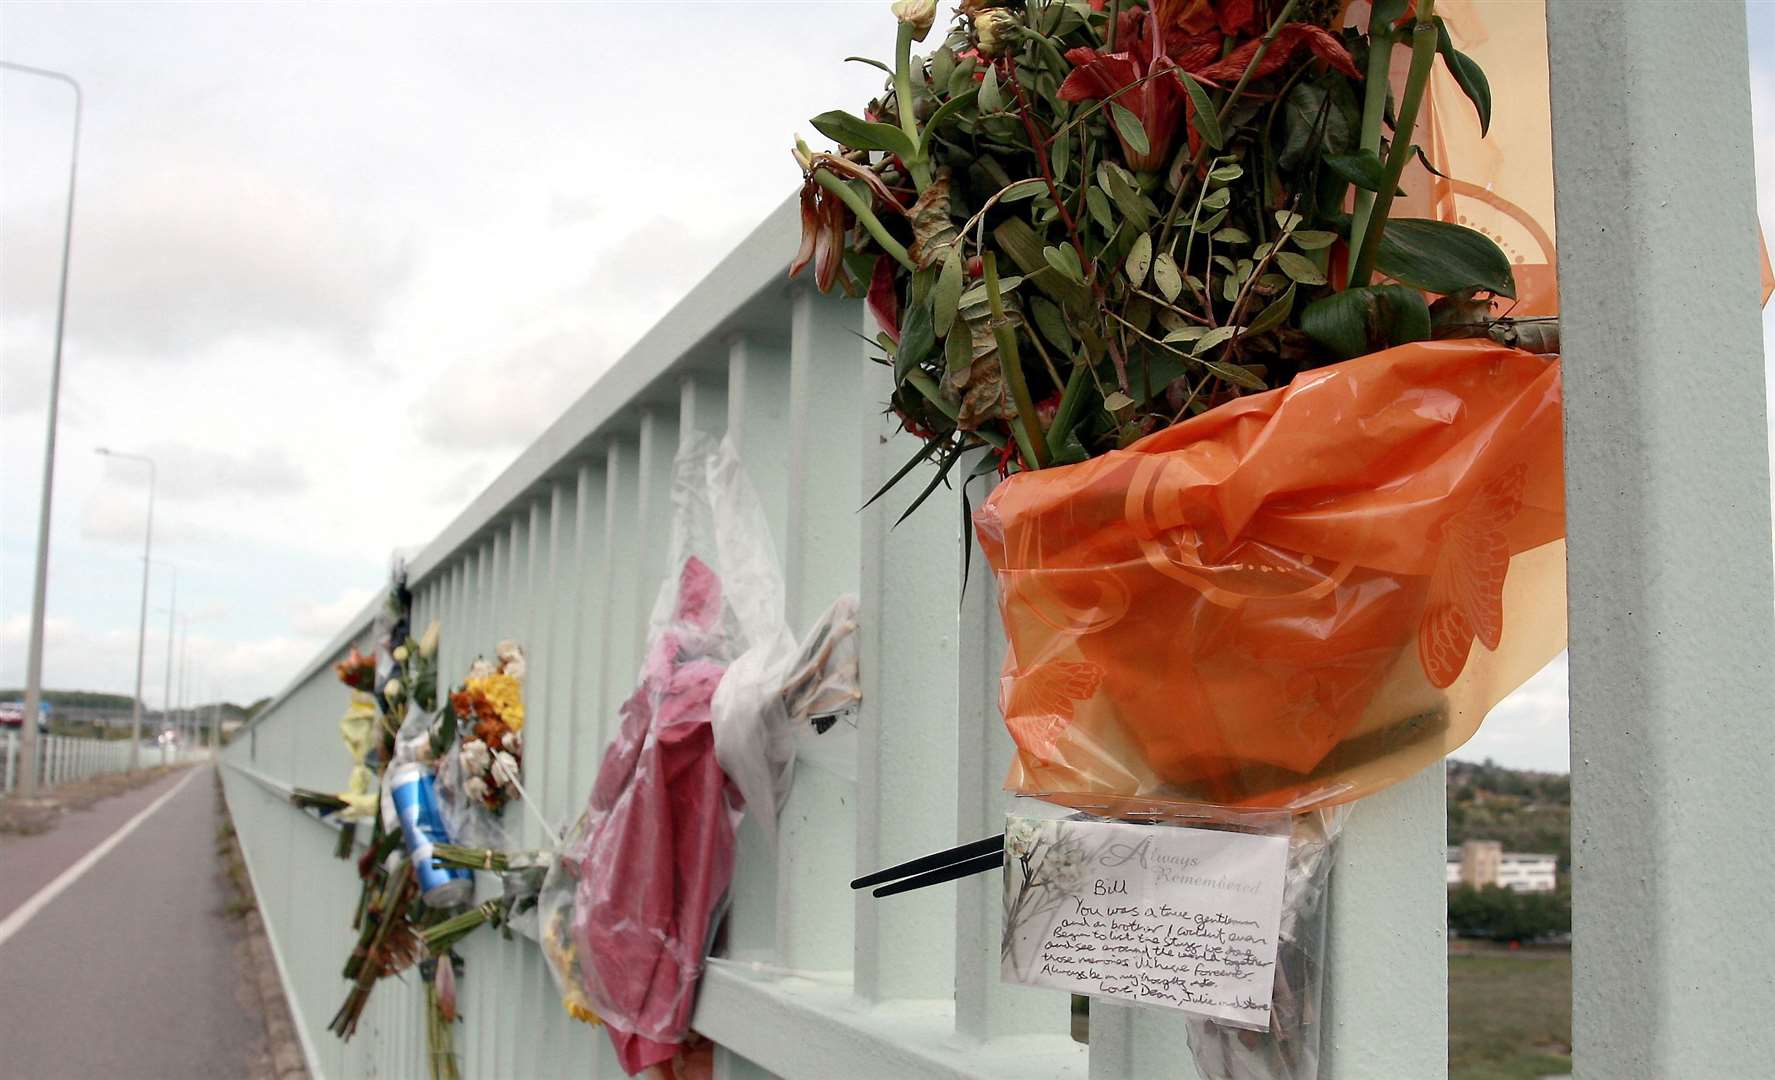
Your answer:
1183,808 -> 1344,1080
565,432 -> 747,1075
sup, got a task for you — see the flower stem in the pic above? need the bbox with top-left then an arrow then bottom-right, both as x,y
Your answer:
811,170 -> 915,272
1348,6 -> 1398,271
1349,0 -> 1438,288
985,254 -> 1049,470
894,22 -> 932,191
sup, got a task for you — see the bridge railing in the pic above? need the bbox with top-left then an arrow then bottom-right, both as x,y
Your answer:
1,731 -> 201,793
220,198 -> 1449,1080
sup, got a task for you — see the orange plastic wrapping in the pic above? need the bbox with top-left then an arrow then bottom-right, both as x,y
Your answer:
975,341 -> 1566,812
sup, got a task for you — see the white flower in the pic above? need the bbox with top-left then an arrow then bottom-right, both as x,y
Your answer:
383,677 -> 404,699
392,645 -> 409,663
491,750 -> 520,785
1043,841 -> 1089,893
467,657 -> 495,680
1005,817 -> 1043,858
893,0 -> 935,41
496,640 -> 527,680
502,730 -> 522,752
464,776 -> 489,802
418,621 -> 440,658
460,738 -> 491,775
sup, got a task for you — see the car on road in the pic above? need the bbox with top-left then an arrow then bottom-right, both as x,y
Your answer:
0,701 -> 51,733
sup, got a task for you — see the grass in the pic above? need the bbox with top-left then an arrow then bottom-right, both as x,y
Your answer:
1449,946 -> 1573,1080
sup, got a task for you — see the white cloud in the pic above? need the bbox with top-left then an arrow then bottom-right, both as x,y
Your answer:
292,587 -> 375,638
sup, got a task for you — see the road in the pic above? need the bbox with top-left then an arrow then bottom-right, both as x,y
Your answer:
0,766 -> 266,1079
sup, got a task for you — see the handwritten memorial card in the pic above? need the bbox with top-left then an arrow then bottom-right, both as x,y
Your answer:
1000,815 -> 1289,1028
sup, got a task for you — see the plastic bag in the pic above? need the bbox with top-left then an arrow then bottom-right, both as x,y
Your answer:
539,808 -> 602,1026
566,431 -> 747,1075
976,341 -> 1565,813
712,591 -> 862,848
1183,808 -> 1343,1080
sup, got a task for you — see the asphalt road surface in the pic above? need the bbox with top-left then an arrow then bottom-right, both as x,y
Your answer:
0,766 -> 264,1079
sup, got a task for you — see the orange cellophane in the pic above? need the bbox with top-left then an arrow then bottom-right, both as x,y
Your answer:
974,341 -> 1566,813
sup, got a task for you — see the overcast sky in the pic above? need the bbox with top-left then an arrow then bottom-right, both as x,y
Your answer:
3,2 -> 1772,773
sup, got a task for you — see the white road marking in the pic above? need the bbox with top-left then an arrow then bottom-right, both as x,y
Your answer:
0,767 -> 201,949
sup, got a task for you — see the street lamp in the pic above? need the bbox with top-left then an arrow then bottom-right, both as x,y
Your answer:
96,448 -> 155,769
3,60 -> 83,798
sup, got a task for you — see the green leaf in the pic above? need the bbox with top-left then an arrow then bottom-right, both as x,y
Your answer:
947,57 -> 978,99
1196,207 -> 1229,233
958,274 -> 1021,308
1300,284 -> 1432,360
1124,232 -> 1153,287
1374,218 -> 1516,297
862,436 -> 944,512
1201,186 -> 1231,211
1324,149 -> 1404,194
979,64 -> 1003,113
1051,127 -> 1072,186
1085,187 -> 1115,231
1030,296 -> 1072,353
1192,325 -> 1237,356
1201,359 -> 1270,391
1108,102 -> 1150,159
944,319 -> 973,375
934,248 -> 964,336
895,298 -> 936,383
1207,162 -> 1244,184
1173,70 -> 1223,148
1290,230 -> 1338,250
1213,227 -> 1251,244
810,110 -> 917,159
1043,244 -> 1085,284
1102,390 -> 1134,412
1163,325 -> 1209,344
1245,283 -> 1296,337
1435,18 -> 1492,136
1152,252 -> 1183,302
1274,210 -> 1303,232
1275,251 -> 1327,286
929,48 -> 955,90
918,89 -> 981,154
999,178 -> 1047,202
1099,162 -> 1150,232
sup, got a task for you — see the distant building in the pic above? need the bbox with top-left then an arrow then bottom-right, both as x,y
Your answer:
1446,840 -> 1558,892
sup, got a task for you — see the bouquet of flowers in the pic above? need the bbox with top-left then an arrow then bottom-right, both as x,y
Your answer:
806,4 -> 1566,1078
443,642 -> 527,814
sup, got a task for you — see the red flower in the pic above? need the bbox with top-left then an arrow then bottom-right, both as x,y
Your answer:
790,152 -> 907,293
1059,9 -> 1188,173
1198,23 -> 1360,81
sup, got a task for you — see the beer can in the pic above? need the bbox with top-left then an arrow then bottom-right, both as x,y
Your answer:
388,761 -> 473,907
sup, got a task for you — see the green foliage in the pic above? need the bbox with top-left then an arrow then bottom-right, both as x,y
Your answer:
1447,884 -> 1571,943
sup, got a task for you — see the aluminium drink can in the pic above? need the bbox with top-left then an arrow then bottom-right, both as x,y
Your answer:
388,761 -> 472,908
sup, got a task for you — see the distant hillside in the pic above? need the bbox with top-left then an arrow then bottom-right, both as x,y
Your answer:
1448,759 -> 1571,869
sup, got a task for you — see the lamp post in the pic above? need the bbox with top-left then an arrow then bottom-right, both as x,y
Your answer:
3,61 -> 82,797
96,448 -> 154,769
160,569 -> 176,741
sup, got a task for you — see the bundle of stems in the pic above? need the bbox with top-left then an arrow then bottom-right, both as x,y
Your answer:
425,969 -> 460,1080
421,898 -> 508,957
330,859 -> 418,1039
428,843 -> 547,874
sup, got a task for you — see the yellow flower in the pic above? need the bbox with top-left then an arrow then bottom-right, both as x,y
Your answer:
464,672 -> 524,732
562,993 -> 602,1026
339,692 -> 378,764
